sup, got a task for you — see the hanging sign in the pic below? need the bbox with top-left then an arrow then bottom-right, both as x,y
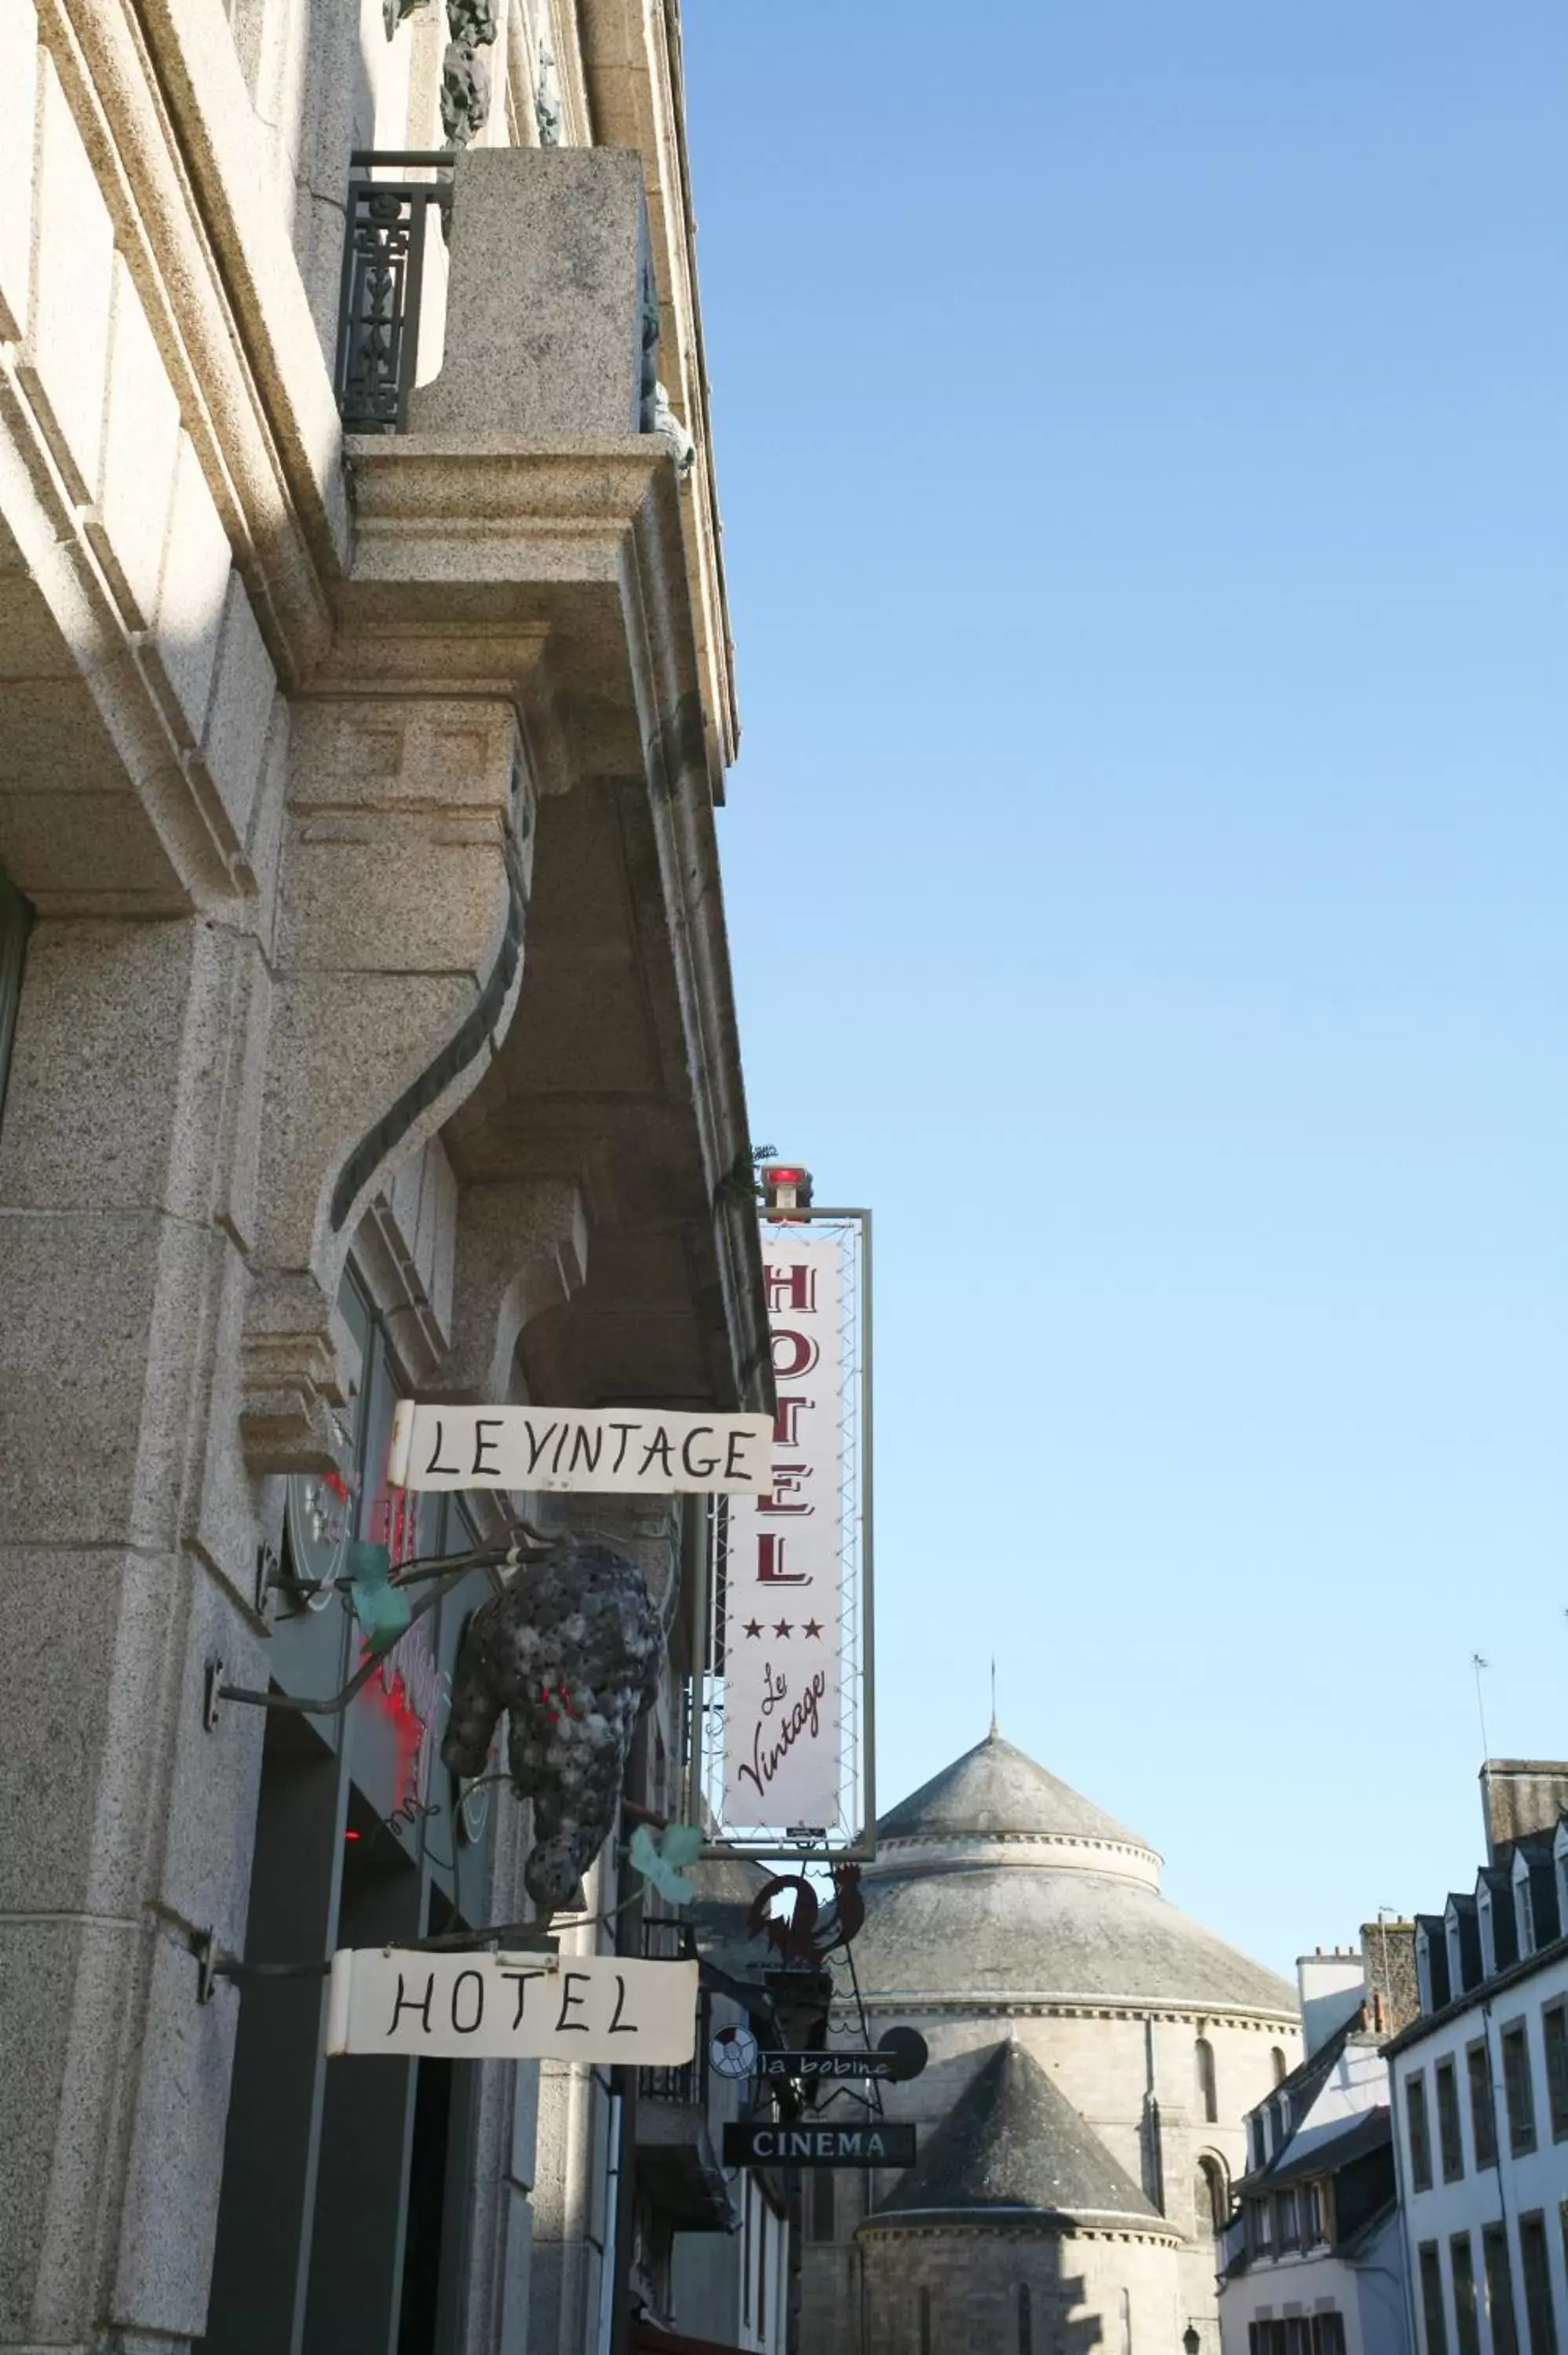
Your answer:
756,2039 -> 928,2084
722,1236 -> 843,1827
722,2121 -> 917,2169
324,1948 -> 698,2063
389,1404 -> 773,1494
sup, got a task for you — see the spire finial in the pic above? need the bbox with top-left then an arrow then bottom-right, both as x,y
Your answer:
989,1656 -> 999,1737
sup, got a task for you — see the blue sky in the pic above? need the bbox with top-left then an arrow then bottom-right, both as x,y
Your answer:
685,2 -> 1568,1975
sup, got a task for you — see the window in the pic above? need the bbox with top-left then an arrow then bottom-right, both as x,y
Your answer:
1277,2189 -> 1300,2250
1544,2005 -> 1568,2142
1196,2037 -> 1218,2123
1437,2057 -> 1465,2183
1420,2242 -> 1450,2355
1485,2225 -> 1520,2355
1520,2215 -> 1557,2355
1019,2284 -> 1034,2355
1451,2238 -> 1481,2355
1272,2046 -> 1289,2085
1468,2041 -> 1497,2170
1250,2113 -> 1268,2171
1256,2198 -> 1274,2251
811,2169 -> 837,2242
1480,1893 -> 1497,1979
1503,2022 -> 1537,2156
0,865 -> 30,1132
756,2201 -> 768,2340
1520,1879 -> 1537,1958
1449,1914 -> 1466,1994
919,2285 -> 932,2355
1407,2070 -> 1434,2191
1305,2182 -> 1326,2245
1311,2318 -> 1346,2355
1198,2156 -> 1228,2236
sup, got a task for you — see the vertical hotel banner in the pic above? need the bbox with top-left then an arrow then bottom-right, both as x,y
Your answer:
723,1236 -> 841,1830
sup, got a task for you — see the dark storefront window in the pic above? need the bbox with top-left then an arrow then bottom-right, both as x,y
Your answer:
1504,2023 -> 1538,2156
1452,2234 -> 1482,2355
199,1272 -> 503,2355
1419,2244 -> 1449,2355
1468,2041 -> 1497,2169
1437,2057 -> 1464,2182
1519,2215 -> 1558,2355
1407,2070 -> 1434,2191
1485,2225 -> 1520,2355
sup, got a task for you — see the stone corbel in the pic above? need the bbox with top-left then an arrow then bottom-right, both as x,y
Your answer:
239,699 -> 534,1473
430,1176 -> 589,1405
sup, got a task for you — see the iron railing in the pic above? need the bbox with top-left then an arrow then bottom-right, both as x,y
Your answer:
334,153 -> 453,433
640,1918 -> 706,2103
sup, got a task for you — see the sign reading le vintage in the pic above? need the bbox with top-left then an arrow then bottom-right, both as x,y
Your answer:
389,1404 -> 773,1495
721,2121 -> 917,2169
325,1949 -> 698,2065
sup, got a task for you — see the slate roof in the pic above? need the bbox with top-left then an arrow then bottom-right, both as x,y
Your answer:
857,1736 -> 1296,2017
864,2039 -> 1165,2233
877,1732 -> 1150,1852
853,1860 -> 1297,2014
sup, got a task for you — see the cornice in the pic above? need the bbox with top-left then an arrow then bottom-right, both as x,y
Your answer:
855,1996 -> 1303,2034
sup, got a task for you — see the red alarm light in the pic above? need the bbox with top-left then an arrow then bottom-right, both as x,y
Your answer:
761,1162 -> 814,1217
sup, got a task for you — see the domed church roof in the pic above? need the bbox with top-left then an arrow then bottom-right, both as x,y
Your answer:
857,1730 -> 1297,2022
862,2039 -> 1169,2235
877,1731 -> 1154,1855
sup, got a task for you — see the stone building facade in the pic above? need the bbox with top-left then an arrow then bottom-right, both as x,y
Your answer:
801,1731 -> 1304,2355
0,5 -> 777,2353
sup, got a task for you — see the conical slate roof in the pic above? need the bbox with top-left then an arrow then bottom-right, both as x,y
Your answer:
877,1732 -> 1149,1853
857,1729 -> 1297,2019
866,2039 -> 1164,2232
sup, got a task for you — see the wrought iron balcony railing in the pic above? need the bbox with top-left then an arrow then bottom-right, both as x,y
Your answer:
640,1918 -> 706,2104
334,153 -> 453,434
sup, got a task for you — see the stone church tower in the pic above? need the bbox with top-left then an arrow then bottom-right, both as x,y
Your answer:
803,1731 -> 1300,2355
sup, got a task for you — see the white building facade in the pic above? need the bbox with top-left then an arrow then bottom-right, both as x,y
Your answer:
1220,1936 -> 1418,2355
1386,1765 -> 1568,2355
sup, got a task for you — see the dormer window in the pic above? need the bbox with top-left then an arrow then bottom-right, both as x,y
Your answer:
1555,1822 -> 1568,1930
1416,1927 -> 1434,2014
1479,1888 -> 1496,1978
1518,1875 -> 1536,1959
1446,1905 -> 1466,1995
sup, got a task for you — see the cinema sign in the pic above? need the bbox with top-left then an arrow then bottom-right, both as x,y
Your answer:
721,2121 -> 916,2169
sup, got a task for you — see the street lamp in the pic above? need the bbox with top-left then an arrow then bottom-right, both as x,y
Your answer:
1183,2328 -> 1202,2355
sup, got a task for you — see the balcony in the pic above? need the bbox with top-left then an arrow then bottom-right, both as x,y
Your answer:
334,154 -> 454,433
636,1920 -> 733,2231
311,142 -> 771,1430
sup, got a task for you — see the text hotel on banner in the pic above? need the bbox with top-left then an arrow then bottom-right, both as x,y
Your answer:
723,1236 -> 841,1827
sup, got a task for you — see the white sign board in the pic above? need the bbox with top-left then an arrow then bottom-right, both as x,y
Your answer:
324,1948 -> 698,2064
389,1404 -> 773,1494
722,1236 -> 842,1827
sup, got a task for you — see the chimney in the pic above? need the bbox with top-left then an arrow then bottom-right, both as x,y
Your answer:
1358,1922 -> 1420,2037
1296,1949 -> 1366,2058
1479,1762 -> 1568,1864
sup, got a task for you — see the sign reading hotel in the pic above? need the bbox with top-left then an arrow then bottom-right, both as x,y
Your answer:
388,1404 -> 772,1494
325,1948 -> 698,2065
723,1236 -> 841,1828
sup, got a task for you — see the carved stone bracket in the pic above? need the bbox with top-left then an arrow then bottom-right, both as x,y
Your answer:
239,699 -> 534,1473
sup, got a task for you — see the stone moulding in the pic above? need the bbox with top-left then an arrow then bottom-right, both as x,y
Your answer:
36,0 -> 344,686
